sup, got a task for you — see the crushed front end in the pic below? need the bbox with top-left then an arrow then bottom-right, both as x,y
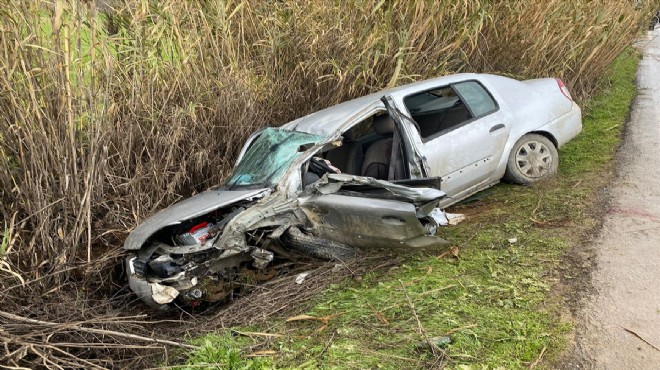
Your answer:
124,188 -> 307,310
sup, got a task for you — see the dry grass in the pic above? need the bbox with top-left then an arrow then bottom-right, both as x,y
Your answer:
0,0 -> 657,368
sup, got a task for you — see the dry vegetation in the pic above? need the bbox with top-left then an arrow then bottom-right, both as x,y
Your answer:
0,0 -> 656,368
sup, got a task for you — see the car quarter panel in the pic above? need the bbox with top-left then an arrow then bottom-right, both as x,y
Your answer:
480,75 -> 577,143
482,75 -> 582,149
483,76 -> 582,184
536,103 -> 583,147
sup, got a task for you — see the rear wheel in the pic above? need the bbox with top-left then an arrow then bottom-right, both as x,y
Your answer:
281,227 -> 357,261
504,134 -> 558,185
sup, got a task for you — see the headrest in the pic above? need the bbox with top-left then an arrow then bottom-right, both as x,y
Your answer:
372,114 -> 395,135
342,129 -> 358,140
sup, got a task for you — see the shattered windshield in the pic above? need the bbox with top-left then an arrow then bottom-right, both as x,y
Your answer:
226,127 -> 324,188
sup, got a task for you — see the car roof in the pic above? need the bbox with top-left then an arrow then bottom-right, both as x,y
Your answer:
283,73 -> 485,136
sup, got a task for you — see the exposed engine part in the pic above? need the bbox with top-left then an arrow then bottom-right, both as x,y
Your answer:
172,206 -> 245,247
250,248 -> 274,269
187,289 -> 203,300
147,255 -> 182,278
128,203 -> 294,309
176,221 -> 220,245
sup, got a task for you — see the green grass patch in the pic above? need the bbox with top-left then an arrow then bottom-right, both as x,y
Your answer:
181,49 -> 639,369
179,334 -> 273,370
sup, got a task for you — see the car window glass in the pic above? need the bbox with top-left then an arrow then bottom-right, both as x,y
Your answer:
403,86 -> 472,139
452,81 -> 497,117
226,128 -> 324,188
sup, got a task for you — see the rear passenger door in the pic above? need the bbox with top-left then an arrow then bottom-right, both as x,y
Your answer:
400,80 -> 510,198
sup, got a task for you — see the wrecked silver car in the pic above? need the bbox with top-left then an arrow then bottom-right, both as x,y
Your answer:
124,73 -> 582,309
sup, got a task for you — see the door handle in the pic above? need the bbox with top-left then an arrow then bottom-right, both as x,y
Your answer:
489,123 -> 505,133
490,123 -> 504,132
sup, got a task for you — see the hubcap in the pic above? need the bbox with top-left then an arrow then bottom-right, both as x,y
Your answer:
515,141 -> 552,178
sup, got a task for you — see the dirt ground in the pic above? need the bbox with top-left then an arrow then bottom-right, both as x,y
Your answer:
562,27 -> 660,369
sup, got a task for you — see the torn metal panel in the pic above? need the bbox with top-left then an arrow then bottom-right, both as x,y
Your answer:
381,95 -> 430,177
310,173 -> 446,203
300,174 -> 449,249
124,190 -> 309,310
216,192 -> 306,256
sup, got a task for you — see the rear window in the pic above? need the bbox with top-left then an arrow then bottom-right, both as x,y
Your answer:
403,80 -> 498,139
403,86 -> 472,139
452,81 -> 497,117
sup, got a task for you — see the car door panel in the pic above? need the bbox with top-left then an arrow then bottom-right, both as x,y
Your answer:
300,194 -> 428,248
388,79 -> 512,197
298,174 -> 448,248
421,111 -> 508,196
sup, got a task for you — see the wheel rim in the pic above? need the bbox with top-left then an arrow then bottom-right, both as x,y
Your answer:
515,140 -> 553,178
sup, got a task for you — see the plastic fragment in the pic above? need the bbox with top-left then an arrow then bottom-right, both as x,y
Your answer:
151,283 -> 179,304
295,272 -> 311,284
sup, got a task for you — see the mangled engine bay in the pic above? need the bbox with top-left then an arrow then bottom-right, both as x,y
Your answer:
125,175 -> 452,310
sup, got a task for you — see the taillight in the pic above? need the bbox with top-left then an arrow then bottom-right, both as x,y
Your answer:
556,78 -> 573,101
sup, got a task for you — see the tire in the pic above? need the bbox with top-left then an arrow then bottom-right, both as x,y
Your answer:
281,227 -> 357,261
503,133 -> 559,185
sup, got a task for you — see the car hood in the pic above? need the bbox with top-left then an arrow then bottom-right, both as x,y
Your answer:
123,187 -> 271,250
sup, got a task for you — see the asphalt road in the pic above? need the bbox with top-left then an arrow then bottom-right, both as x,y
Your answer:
571,27 -> 660,369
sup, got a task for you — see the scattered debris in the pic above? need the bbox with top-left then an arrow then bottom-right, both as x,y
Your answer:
414,336 -> 453,352
508,237 -> 518,244
437,246 -> 460,259
430,336 -> 452,348
231,330 -> 284,339
151,283 -> 179,305
429,210 -> 466,226
529,346 -> 547,369
295,272 -> 311,284
447,213 -> 466,226
286,314 -> 338,325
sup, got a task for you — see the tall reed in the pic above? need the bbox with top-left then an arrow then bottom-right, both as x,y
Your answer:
0,0 -> 656,293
